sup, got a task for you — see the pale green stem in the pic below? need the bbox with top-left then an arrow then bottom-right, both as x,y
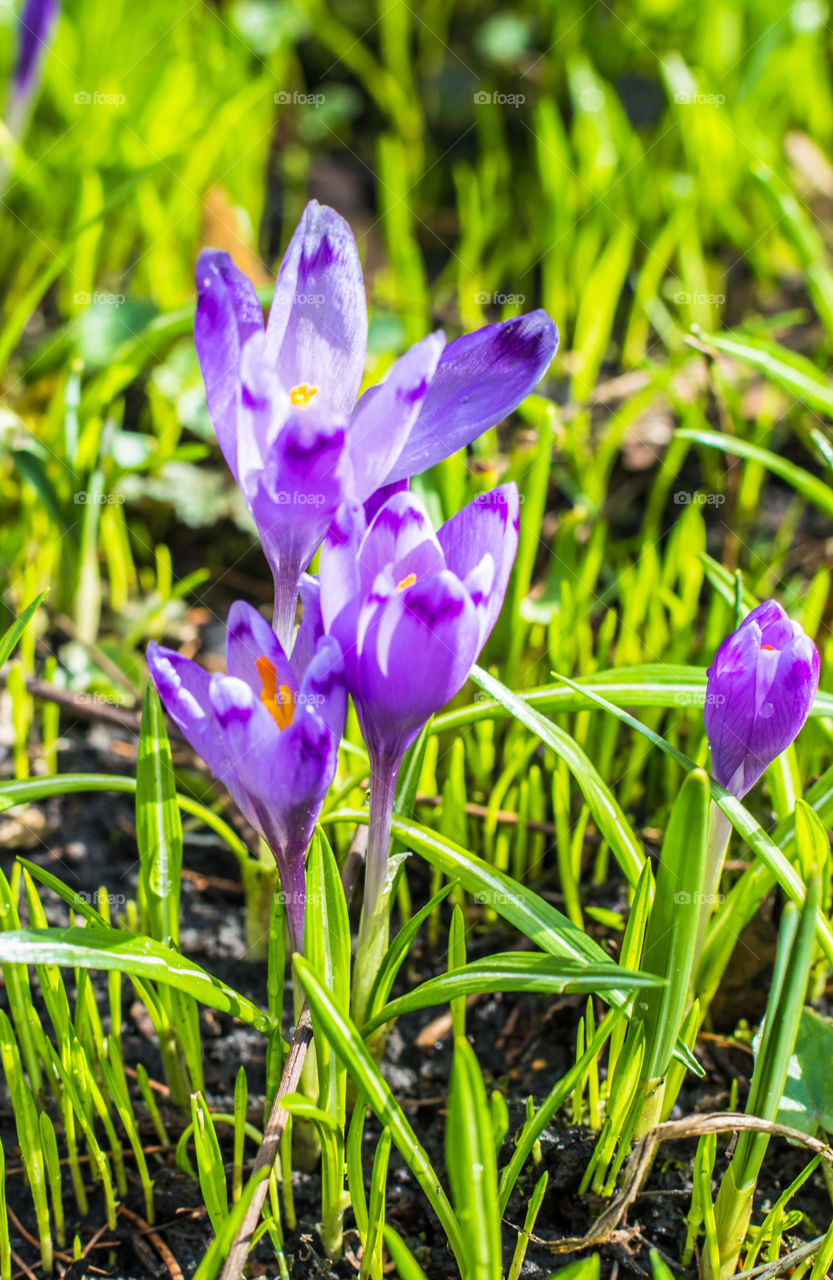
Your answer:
351,752 -> 399,1029
692,802 -> 733,979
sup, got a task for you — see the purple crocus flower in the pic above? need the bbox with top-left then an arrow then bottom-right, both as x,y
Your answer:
319,482 -> 519,1018
147,587 -> 345,952
704,600 -> 820,799
194,200 -> 557,647
7,0 -> 59,131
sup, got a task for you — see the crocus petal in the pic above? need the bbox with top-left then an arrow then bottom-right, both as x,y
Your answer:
347,332 -> 445,501
737,635 -> 819,794
236,330 -> 290,487
271,709 -> 338,852
382,311 -> 558,484
291,574 -> 325,681
208,674 -> 284,817
704,623 -> 762,791
14,0 -> 59,99
359,491 -> 446,593
319,500 -> 365,634
747,599 -> 797,649
194,250 -> 264,481
226,600 -> 297,701
249,404 -> 351,638
363,479 -> 409,525
260,405 -> 349,544
264,200 -> 367,415
146,643 -> 226,780
299,634 -> 347,742
354,571 -> 480,761
437,483 -> 519,646
705,603 -> 820,797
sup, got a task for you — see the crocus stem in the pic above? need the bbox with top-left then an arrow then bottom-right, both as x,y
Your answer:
272,567 -> 300,654
363,753 -> 398,922
352,752 -> 399,1029
692,802 -> 733,978
279,853 -> 307,959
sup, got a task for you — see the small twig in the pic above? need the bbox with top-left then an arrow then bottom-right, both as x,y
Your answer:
10,1247 -> 40,1280
339,821 -> 368,901
733,1235 -> 828,1280
219,1005 -> 314,1280
4,1143 -> 171,1175
525,1112 -> 833,1254
52,614 -> 142,698
119,1206 -> 184,1280
0,670 -> 141,731
6,1206 -> 72,1264
77,1219 -> 118,1261
415,793 -> 557,836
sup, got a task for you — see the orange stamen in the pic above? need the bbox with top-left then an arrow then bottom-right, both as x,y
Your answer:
396,572 -> 417,593
255,656 -> 295,730
760,644 -> 775,651
289,382 -> 319,407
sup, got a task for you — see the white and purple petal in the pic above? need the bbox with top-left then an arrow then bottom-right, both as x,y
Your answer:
236,330 -> 290,487
146,643 -> 227,780
346,332 -> 445,502
291,574 -> 326,681
353,571 -> 480,762
298,634 -> 347,743
437,482 -> 519,646
226,600 -> 297,701
264,200 -> 367,415
319,499 -> 365,634
194,250 -> 264,481
705,603 -> 820,797
359,491 -> 446,594
382,311 -> 558,484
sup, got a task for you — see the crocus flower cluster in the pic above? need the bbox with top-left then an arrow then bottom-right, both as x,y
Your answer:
704,599 -> 819,798
151,198 -> 557,951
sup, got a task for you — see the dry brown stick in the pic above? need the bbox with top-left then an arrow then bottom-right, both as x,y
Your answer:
52,614 -> 141,698
6,1206 -> 73,1264
10,1246 -> 40,1280
523,1112 -> 833,1254
734,1235 -> 828,1280
77,1219 -> 119,1260
414,793 -> 557,836
219,1004 -> 314,1280
0,670 -> 141,731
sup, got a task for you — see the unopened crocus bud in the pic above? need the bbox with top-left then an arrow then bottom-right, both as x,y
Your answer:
704,600 -> 819,799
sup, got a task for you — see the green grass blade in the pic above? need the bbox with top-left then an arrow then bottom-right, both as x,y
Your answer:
447,1036 -> 501,1279
0,927 -> 272,1031
0,593 -> 47,668
363,955 -> 663,1036
294,955 -> 465,1270
136,683 -> 183,947
638,769 -> 711,1081
469,665 -> 645,889
676,427 -> 833,520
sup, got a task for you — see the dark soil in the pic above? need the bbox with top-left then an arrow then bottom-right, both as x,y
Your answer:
1,720 -> 831,1280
